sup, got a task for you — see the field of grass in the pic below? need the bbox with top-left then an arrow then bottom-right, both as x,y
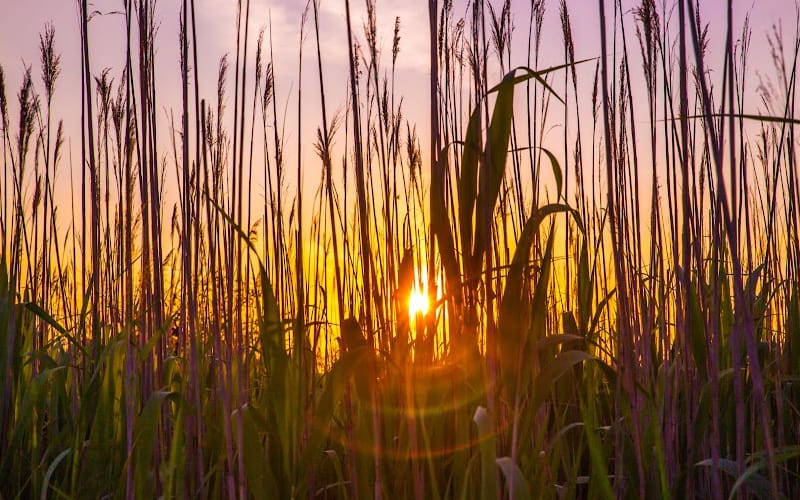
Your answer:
2,0 -> 800,498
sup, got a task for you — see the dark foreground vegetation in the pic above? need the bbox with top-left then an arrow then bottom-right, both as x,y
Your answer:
2,0 -> 800,498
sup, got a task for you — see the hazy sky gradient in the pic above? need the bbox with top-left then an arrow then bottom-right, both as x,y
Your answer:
1,0 -> 798,212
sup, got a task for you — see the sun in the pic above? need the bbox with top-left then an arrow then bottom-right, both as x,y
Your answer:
408,289 -> 430,317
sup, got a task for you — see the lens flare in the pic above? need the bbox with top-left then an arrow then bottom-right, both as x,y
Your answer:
408,289 -> 429,317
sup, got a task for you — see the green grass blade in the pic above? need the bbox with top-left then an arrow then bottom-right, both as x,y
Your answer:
532,351 -> 594,414
477,70 -> 515,248
688,281 -> 708,379
577,238 -> 591,332
728,446 -> 800,499
433,145 -> 463,312
240,404 -> 279,498
581,365 -> 614,500
297,346 -> 370,494
487,58 -> 598,100
132,390 -> 177,499
322,449 -> 349,499
41,448 -> 71,500
539,147 -> 563,198
22,302 -> 67,334
457,107 -> 481,269
788,288 -> 800,373
696,457 -> 771,499
496,456 -> 532,500
498,204 -> 573,399
473,406 -> 497,500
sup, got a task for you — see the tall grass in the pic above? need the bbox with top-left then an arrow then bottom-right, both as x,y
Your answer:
1,0 -> 800,498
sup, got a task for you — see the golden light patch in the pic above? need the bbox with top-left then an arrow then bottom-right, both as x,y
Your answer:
408,289 -> 430,317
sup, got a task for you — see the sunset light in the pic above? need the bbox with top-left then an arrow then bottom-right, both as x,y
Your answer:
2,0 -> 798,497
408,289 -> 430,317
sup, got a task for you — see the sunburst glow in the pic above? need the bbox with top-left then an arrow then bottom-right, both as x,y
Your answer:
408,289 -> 430,317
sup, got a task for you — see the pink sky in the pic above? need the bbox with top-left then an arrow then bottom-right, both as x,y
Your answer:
1,0 -> 797,215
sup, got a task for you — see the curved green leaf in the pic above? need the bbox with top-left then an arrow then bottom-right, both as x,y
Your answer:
539,147 -> 563,198
458,107 -> 482,269
496,456 -> 532,500
498,203 -> 575,399
473,406 -> 497,500
297,346 -> 371,493
133,391 -> 178,499
532,350 -> 594,413
41,448 -> 71,500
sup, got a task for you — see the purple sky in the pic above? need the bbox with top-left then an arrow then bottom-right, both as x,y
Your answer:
1,0 -> 798,214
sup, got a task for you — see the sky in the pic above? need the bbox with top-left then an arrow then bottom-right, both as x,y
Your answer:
0,0 -> 433,213
1,0 -> 798,220
0,0 -> 432,144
